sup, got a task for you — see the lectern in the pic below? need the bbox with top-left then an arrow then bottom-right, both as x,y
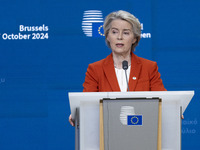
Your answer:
68,91 -> 194,150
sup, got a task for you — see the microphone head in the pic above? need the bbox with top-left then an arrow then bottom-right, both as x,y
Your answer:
122,60 -> 128,70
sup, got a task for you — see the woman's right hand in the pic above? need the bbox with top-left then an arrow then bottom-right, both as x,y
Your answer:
69,114 -> 75,126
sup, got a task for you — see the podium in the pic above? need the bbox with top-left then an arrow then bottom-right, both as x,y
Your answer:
68,91 -> 194,150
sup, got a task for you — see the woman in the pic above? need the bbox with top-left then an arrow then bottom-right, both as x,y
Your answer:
69,10 -> 166,126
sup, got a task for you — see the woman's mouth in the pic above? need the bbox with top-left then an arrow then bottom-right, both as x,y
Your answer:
116,43 -> 124,47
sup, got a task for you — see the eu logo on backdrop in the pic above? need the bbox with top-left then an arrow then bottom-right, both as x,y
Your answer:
127,115 -> 143,126
82,10 -> 104,37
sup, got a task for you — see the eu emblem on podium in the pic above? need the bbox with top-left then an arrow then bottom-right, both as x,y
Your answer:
127,115 -> 143,126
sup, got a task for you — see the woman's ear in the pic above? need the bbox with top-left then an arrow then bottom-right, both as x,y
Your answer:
132,38 -> 137,44
106,36 -> 110,42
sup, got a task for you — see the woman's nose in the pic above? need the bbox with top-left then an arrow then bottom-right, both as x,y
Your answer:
117,32 -> 123,40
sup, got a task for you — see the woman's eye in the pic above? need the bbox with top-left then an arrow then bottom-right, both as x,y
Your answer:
112,30 -> 118,34
124,32 -> 130,35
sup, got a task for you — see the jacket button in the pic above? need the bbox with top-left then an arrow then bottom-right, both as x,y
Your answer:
132,77 -> 136,80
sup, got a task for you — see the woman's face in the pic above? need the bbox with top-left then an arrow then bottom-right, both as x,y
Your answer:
107,19 -> 136,56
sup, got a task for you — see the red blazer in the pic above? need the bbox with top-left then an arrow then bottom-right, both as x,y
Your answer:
83,52 -> 166,92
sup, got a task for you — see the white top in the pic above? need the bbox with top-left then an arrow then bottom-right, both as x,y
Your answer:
115,65 -> 131,92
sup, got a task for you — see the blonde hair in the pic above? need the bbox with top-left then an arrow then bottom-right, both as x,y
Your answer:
103,10 -> 141,51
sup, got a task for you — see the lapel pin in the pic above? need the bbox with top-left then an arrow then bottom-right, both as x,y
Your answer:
132,77 -> 137,80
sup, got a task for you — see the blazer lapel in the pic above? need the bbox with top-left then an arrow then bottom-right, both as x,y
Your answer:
129,53 -> 142,91
103,54 -> 121,91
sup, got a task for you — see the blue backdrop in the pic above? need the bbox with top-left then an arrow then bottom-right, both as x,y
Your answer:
0,0 -> 200,149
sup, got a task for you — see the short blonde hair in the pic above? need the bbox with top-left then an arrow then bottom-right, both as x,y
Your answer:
103,10 -> 141,51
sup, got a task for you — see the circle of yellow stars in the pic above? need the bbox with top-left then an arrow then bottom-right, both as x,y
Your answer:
131,116 -> 139,124
98,25 -> 105,36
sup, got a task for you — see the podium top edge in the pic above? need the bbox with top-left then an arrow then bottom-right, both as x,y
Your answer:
68,91 -> 195,96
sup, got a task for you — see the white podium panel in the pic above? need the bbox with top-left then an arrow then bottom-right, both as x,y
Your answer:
80,101 -> 99,150
162,99 -> 181,150
69,91 -> 194,150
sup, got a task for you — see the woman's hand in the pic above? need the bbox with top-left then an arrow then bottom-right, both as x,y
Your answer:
69,114 -> 75,126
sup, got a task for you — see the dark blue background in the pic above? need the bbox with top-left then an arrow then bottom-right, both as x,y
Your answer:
0,0 -> 199,149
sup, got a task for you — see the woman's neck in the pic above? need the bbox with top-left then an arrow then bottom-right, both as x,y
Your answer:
112,52 -> 131,69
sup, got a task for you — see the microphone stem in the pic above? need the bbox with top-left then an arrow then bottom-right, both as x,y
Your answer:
125,70 -> 130,91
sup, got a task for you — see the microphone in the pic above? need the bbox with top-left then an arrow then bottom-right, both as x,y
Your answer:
122,60 -> 130,91
122,60 -> 128,70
